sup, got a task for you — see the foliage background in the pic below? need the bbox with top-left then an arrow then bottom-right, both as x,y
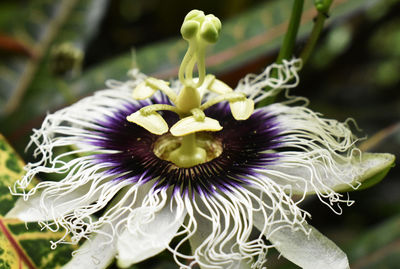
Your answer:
0,0 -> 399,268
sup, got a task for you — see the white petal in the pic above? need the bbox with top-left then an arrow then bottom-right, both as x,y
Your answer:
63,182 -> 157,268
6,183 -> 98,221
170,116 -> 222,136
271,225 -> 348,269
116,202 -> 186,267
62,224 -> 116,269
189,198 -> 252,269
263,152 -> 395,195
194,260 -> 251,269
253,211 -> 349,269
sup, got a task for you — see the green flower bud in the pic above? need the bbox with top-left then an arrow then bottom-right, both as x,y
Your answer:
314,0 -> 332,13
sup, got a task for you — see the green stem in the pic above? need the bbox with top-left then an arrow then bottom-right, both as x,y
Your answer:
179,134 -> 197,155
276,0 -> 304,64
299,12 -> 326,65
168,133 -> 206,168
257,0 -> 304,107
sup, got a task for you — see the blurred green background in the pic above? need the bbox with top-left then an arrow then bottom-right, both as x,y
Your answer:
0,0 -> 399,268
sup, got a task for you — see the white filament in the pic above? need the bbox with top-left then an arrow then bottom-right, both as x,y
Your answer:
10,59 -> 360,269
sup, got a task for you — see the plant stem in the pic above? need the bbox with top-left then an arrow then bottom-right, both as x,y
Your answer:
257,0 -> 304,107
276,0 -> 304,64
299,12 -> 326,65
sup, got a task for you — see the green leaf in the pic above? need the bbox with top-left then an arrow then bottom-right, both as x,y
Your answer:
0,134 -> 38,216
347,214 -> 400,268
0,222 -> 25,269
53,0 -> 108,49
1,0 -> 77,115
0,0 -> 108,116
0,134 -> 77,268
0,218 -> 77,269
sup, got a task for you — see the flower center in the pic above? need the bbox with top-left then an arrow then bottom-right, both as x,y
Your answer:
126,10 -> 254,168
153,132 -> 223,167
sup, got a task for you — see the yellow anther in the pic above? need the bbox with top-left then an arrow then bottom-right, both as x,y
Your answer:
229,98 -> 254,120
170,116 -> 222,137
126,111 -> 168,135
132,81 -> 157,100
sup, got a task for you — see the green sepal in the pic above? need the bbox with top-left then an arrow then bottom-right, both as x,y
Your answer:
334,152 -> 395,193
269,152 -> 395,196
344,153 -> 395,192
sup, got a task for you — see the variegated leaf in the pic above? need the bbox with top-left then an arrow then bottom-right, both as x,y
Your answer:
0,134 -> 76,268
0,134 -> 38,216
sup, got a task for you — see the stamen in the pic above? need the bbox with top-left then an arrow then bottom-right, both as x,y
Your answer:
133,78 -> 177,103
169,116 -> 222,136
127,10 -> 231,169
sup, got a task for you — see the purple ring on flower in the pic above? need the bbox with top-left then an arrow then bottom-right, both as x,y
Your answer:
6,62 -> 394,269
91,94 -> 281,197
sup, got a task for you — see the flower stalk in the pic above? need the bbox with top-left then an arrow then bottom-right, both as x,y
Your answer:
259,0 -> 335,107
276,0 -> 304,64
258,0 -> 304,107
300,0 -> 333,65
